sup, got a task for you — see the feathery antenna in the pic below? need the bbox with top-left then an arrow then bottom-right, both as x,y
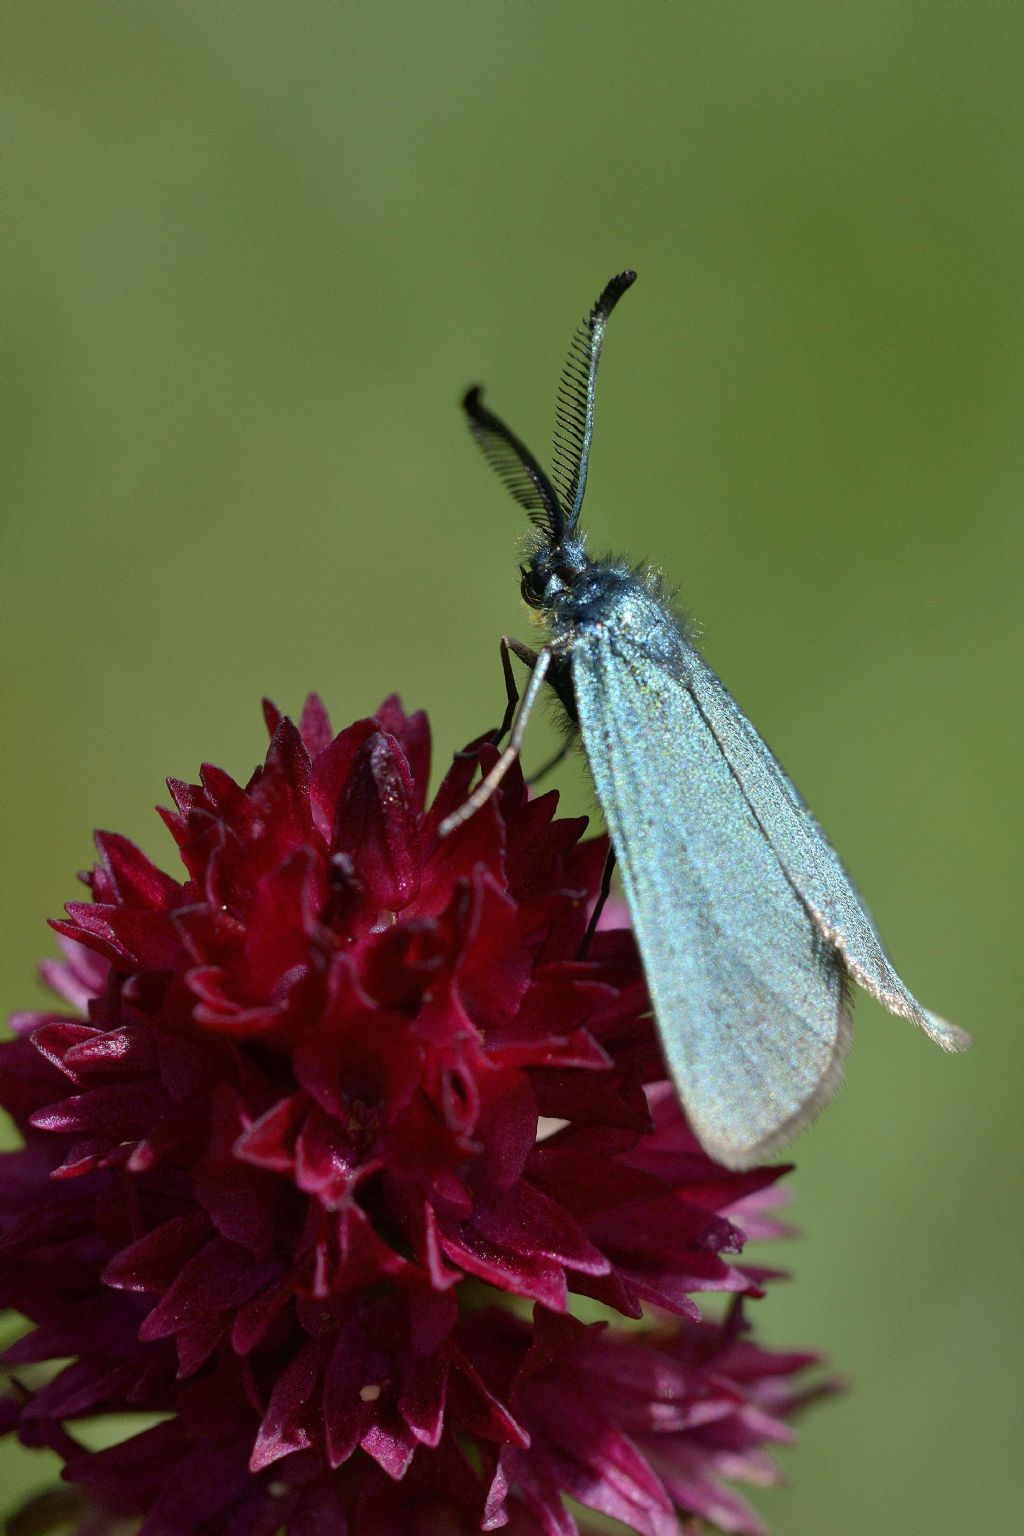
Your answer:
550,270 -> 636,533
463,386 -> 566,544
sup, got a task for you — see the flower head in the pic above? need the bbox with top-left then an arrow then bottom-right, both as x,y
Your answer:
1,695 -> 832,1533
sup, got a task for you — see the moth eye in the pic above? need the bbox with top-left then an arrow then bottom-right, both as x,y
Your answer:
519,568 -> 544,609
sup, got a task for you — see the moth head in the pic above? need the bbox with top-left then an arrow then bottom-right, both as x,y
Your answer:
519,540 -> 588,610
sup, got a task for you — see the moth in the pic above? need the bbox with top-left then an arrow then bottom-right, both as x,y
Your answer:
442,271 -> 970,1169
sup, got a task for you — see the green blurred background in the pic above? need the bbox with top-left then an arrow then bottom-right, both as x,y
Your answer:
4,3 -> 1022,1531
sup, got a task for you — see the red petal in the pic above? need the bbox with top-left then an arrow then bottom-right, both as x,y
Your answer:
334,732 -> 420,913
94,831 -> 182,910
374,696 -> 431,809
309,717 -> 380,839
251,1336 -> 326,1470
299,693 -> 334,757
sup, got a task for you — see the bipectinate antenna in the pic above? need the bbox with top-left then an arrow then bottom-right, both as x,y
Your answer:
463,386 -> 566,546
550,270 -> 636,534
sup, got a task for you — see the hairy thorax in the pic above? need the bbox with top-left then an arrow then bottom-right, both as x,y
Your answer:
547,559 -> 683,666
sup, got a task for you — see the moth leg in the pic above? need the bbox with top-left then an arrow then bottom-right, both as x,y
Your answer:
495,636 -> 541,745
439,647 -> 552,836
580,844 -> 617,959
455,636 -> 540,758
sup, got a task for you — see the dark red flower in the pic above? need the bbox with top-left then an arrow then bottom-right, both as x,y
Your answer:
1,695 -> 833,1534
